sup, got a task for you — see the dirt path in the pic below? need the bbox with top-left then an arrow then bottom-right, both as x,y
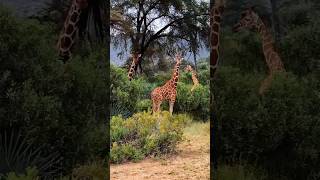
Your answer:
110,122 -> 210,180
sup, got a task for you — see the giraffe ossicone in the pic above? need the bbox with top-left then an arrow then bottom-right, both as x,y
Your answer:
151,53 -> 183,115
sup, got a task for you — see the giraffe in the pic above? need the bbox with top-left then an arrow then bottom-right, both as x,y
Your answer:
151,53 -> 183,115
184,65 -> 200,92
233,7 -> 286,94
127,53 -> 141,81
57,0 -> 89,63
210,0 -> 225,172
210,1 -> 225,78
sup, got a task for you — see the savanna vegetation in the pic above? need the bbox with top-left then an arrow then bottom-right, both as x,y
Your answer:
214,0 -> 320,180
0,3 -> 108,179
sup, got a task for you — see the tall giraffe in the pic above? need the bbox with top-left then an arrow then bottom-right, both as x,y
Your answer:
184,65 -> 199,92
210,1 -> 224,77
233,7 -> 286,94
210,0 -> 225,172
151,53 -> 183,115
57,0 -> 89,62
127,53 -> 141,81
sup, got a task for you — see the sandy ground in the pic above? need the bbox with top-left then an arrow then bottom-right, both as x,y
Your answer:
110,122 -> 210,180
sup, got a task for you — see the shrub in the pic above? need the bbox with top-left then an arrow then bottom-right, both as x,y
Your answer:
4,167 -> 39,180
0,7 -> 108,175
110,111 -> 191,163
176,82 -> 210,120
71,161 -> 107,180
215,67 -> 320,179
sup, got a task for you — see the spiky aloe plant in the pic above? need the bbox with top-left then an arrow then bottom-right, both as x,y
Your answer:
0,130 -> 62,179
111,101 -> 133,119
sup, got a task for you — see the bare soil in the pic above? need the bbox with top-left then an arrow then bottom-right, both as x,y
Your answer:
110,122 -> 210,180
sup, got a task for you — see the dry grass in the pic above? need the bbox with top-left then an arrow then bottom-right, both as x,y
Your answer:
110,121 -> 210,180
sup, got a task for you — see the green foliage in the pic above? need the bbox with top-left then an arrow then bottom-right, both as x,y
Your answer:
111,63 -> 210,120
0,131 -> 60,177
111,65 -> 153,116
217,164 -> 267,180
0,6 -> 108,175
136,99 -> 152,112
71,161 -> 107,180
176,83 -> 210,120
110,112 -> 191,163
215,67 -> 320,180
280,21 -> 320,76
5,167 -> 39,180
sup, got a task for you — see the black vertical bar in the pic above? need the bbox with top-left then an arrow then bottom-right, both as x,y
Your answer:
105,1 -> 111,180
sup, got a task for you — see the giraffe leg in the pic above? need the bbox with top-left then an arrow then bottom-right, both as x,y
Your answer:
157,101 -> 162,113
169,101 -> 174,115
152,101 -> 156,114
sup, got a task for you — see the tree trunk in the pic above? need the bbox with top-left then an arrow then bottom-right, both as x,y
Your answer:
193,50 -> 198,72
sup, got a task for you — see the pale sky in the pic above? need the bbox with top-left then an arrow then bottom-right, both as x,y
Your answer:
111,0 -> 209,65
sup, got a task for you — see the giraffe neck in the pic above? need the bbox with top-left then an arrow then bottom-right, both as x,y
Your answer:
191,70 -> 199,85
57,0 -> 88,62
210,5 -> 224,76
256,18 -> 285,73
170,62 -> 181,88
128,58 -> 139,81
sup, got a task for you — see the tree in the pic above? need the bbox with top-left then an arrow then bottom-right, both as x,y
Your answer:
111,0 -> 209,72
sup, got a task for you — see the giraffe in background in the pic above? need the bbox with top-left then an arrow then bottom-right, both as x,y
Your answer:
127,53 -> 141,81
57,0 -> 89,62
233,7 -> 286,94
151,53 -> 183,115
184,65 -> 199,92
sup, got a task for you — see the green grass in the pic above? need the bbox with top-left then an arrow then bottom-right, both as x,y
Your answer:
183,121 -> 210,137
217,164 -> 267,180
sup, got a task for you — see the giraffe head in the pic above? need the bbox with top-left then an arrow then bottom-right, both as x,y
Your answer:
184,65 -> 193,72
233,7 -> 260,32
175,53 -> 183,64
132,53 -> 141,63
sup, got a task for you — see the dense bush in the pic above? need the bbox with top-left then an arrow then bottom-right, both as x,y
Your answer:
0,6 -> 108,176
215,67 -> 320,180
4,167 -> 39,180
176,83 -> 210,120
110,111 -> 191,163
111,58 -> 210,120
111,65 -> 154,117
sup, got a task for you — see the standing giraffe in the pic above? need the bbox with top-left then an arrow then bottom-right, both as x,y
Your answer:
127,53 -> 141,81
151,53 -> 183,115
184,65 -> 200,92
57,0 -> 89,62
233,7 -> 286,94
